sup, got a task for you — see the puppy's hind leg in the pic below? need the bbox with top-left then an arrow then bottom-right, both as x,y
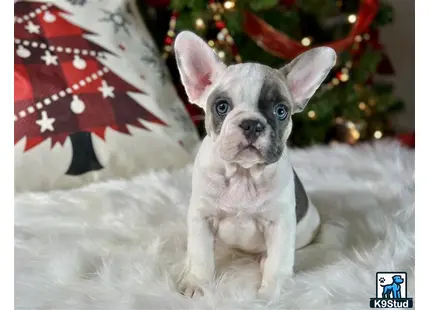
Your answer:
295,202 -> 321,249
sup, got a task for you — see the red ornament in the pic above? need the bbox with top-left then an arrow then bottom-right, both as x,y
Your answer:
243,0 -> 379,60
215,21 -> 226,29
164,36 -> 173,45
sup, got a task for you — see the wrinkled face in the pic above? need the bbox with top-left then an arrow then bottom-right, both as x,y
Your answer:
174,31 -> 336,168
204,64 -> 293,167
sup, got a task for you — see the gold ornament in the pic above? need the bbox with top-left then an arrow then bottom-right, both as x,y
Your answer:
350,128 -> 361,142
224,1 -> 235,9
301,37 -> 311,46
348,14 -> 357,23
374,130 -> 383,139
307,110 -> 316,119
329,118 -> 366,145
195,18 -> 205,29
339,73 -> 349,82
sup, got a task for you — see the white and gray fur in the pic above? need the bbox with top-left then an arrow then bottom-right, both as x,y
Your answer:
174,31 -> 336,301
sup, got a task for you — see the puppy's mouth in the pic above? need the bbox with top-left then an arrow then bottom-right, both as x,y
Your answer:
243,144 -> 258,151
239,143 -> 262,156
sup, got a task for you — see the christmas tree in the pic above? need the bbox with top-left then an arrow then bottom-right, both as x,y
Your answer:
140,0 -> 404,147
14,1 -> 166,174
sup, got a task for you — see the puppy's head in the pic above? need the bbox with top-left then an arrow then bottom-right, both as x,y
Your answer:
174,31 -> 336,168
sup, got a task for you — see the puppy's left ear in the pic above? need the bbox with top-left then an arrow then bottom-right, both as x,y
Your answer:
280,47 -> 336,113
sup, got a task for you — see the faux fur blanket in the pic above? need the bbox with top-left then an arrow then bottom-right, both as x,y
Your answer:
15,140 -> 415,310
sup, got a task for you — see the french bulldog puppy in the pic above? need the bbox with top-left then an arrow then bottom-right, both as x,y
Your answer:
174,31 -> 336,300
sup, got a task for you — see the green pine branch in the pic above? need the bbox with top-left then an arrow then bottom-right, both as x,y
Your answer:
167,0 -> 402,145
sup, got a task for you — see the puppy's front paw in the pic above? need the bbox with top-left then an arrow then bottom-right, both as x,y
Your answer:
178,273 -> 205,298
256,282 -> 279,301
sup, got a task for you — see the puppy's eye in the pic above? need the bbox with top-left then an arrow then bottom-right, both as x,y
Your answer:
215,100 -> 230,116
273,104 -> 288,121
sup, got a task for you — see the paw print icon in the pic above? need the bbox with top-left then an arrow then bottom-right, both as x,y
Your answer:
379,277 -> 385,284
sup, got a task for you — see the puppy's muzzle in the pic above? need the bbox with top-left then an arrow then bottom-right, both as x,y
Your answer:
239,119 -> 265,143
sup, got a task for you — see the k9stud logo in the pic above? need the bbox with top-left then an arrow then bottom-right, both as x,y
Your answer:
369,272 -> 413,308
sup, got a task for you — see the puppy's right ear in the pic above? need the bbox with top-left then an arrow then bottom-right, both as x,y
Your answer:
174,31 -> 226,109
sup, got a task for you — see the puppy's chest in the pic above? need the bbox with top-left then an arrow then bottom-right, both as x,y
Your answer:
200,167 -> 291,253
214,212 -> 266,253
209,172 -> 275,253
216,172 -> 274,212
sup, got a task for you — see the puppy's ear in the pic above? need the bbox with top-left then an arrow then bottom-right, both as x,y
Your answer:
280,47 -> 336,113
174,31 -> 226,108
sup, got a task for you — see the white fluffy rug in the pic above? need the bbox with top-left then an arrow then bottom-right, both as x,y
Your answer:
15,140 -> 415,310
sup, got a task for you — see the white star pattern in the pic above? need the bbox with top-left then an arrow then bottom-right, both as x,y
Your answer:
99,8 -> 131,36
98,80 -> 115,98
41,50 -> 58,66
24,21 -> 40,34
36,111 -> 55,133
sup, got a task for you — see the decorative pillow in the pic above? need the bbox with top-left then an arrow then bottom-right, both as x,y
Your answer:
14,0 -> 200,192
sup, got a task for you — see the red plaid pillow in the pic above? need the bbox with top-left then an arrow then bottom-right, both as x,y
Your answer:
14,0 -> 199,192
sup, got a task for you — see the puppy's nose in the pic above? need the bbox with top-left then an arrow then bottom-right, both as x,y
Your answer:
239,119 -> 265,141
